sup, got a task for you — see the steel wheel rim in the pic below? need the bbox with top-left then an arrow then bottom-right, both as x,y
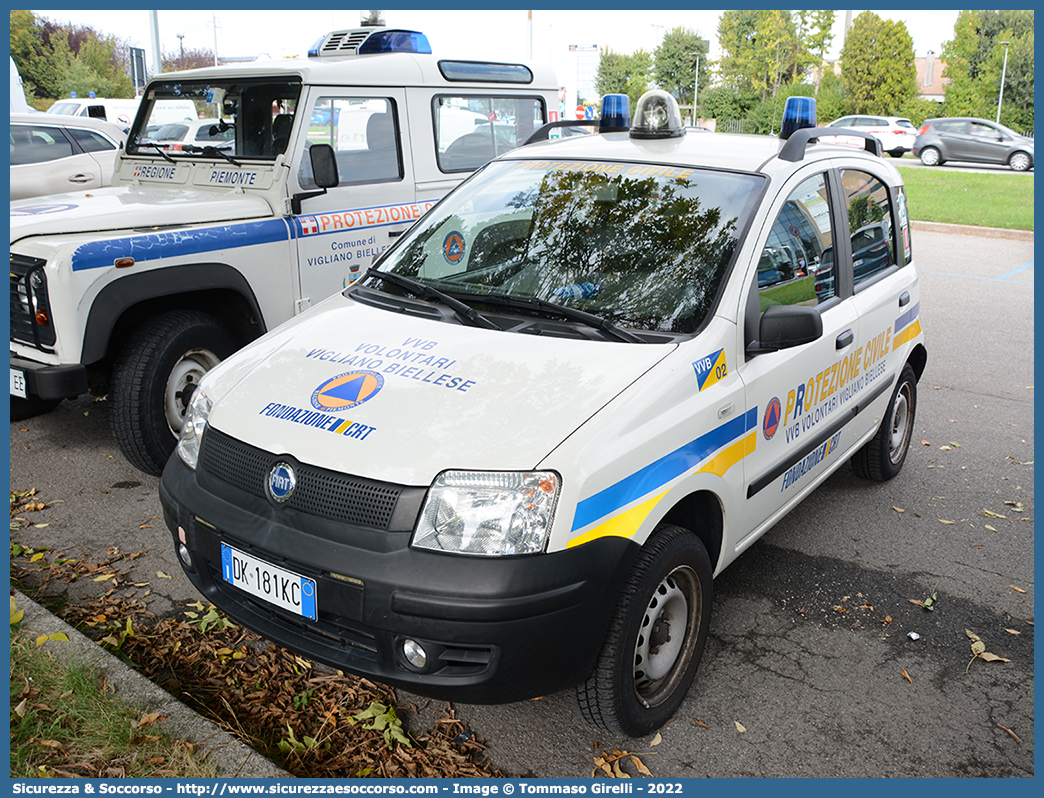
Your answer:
165,348 -> 221,435
633,565 -> 701,707
888,381 -> 914,465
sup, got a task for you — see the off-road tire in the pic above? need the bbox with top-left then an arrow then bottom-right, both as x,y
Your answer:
111,310 -> 236,476
853,363 -> 917,482
576,524 -> 712,737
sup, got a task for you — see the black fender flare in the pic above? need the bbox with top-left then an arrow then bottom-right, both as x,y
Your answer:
80,263 -> 267,365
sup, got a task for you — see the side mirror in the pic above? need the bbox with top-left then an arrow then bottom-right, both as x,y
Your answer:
291,144 -> 339,214
309,143 -> 339,189
747,305 -> 823,356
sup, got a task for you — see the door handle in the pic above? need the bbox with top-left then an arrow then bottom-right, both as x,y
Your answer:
836,329 -> 854,350
389,229 -> 405,238
899,291 -> 910,307
68,174 -> 93,183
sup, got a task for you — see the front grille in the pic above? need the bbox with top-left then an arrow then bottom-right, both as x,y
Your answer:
199,427 -> 403,529
10,254 -> 55,350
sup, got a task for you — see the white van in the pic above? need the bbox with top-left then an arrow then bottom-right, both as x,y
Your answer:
46,97 -> 196,131
10,56 -> 30,113
10,27 -> 560,477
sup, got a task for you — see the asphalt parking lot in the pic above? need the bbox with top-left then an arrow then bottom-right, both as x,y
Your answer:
8,223 -> 1034,778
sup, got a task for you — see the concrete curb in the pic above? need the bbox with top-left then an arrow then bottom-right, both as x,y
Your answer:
910,219 -> 1034,242
13,590 -> 290,779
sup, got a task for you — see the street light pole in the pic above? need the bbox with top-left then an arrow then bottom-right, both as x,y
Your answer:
689,52 -> 700,124
996,40 -> 1011,124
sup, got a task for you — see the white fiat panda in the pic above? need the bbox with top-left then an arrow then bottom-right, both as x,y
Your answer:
160,93 -> 927,737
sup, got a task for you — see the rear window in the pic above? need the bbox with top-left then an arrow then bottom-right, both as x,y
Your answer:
378,159 -> 764,335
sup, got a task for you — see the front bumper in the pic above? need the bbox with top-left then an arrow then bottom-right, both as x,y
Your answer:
159,435 -> 637,704
10,354 -> 88,400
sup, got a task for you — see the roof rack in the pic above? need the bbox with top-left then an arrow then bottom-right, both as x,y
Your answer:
779,127 -> 883,162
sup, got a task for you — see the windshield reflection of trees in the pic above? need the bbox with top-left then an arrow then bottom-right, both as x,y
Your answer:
388,167 -> 755,334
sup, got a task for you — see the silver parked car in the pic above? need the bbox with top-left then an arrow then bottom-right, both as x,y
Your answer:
913,117 -> 1033,171
10,113 -> 126,200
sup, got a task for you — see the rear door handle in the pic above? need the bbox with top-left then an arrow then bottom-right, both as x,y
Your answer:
68,174 -> 94,183
899,291 -> 911,307
836,329 -> 854,350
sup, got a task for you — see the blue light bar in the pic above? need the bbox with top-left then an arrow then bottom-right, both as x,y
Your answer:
780,96 -> 817,140
600,94 -> 630,130
359,30 -> 431,55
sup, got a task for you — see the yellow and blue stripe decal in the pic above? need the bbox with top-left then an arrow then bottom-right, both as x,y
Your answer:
567,407 -> 758,548
693,348 -> 728,391
892,301 -> 921,348
70,218 -> 292,272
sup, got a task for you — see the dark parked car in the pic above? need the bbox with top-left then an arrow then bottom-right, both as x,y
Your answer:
913,117 -> 1033,171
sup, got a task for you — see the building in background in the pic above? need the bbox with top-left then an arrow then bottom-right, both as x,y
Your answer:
914,52 -> 948,103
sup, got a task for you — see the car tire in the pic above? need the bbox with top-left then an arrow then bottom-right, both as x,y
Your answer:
853,363 -> 917,482
919,147 -> 942,167
576,524 -> 712,737
10,395 -> 61,422
110,310 -> 236,477
1009,151 -> 1032,172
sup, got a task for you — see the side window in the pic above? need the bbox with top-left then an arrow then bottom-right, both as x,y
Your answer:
840,170 -> 896,287
66,127 -> 117,153
969,121 -> 996,139
300,96 -> 402,188
434,95 -> 547,172
9,125 -> 74,164
756,173 -> 835,310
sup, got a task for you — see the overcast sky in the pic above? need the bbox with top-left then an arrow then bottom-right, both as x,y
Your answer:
31,7 -> 961,87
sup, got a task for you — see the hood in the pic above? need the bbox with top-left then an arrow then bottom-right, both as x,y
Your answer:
204,295 -> 674,486
10,185 -> 273,243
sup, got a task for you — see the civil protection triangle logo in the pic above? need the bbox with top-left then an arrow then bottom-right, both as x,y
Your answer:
310,371 -> 384,412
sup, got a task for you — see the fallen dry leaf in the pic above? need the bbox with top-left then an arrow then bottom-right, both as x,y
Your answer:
693,719 -> 710,729
1010,585 -> 1026,594
734,721 -> 747,733
1005,629 -> 1021,635
135,712 -> 167,729
901,668 -> 912,684
938,519 -> 956,525
632,755 -> 653,777
892,506 -> 905,513
650,732 -> 662,746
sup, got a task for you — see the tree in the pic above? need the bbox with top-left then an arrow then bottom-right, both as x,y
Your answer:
163,48 -> 218,73
803,10 -> 836,94
942,10 -> 1034,130
595,49 -> 629,98
9,11 -> 134,105
624,50 -> 653,110
716,9 -> 761,93
595,48 -> 652,113
840,12 -> 916,115
653,27 -> 708,105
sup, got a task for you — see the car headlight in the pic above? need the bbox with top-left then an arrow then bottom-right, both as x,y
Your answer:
176,388 -> 212,470
412,471 -> 560,556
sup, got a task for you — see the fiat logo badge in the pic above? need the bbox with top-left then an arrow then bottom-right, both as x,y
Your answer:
268,462 -> 296,503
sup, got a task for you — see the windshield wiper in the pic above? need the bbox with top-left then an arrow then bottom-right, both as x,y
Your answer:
136,142 -> 174,163
362,269 -> 500,331
180,144 -> 241,167
480,292 -> 644,343
201,145 -> 241,167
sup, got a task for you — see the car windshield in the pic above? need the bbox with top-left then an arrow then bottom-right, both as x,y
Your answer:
126,77 -> 302,159
367,158 -> 764,335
